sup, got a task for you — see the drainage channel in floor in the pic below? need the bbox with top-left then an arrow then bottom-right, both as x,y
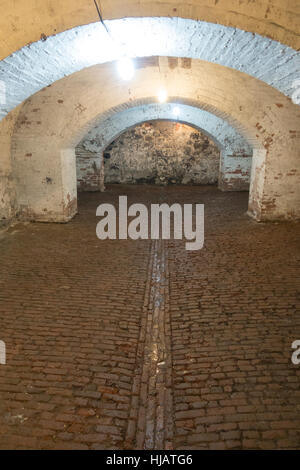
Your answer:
126,239 -> 174,450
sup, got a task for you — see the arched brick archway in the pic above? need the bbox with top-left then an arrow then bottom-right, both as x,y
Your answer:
10,57 -> 300,223
0,0 -> 298,61
0,7 -> 298,224
75,102 -> 253,192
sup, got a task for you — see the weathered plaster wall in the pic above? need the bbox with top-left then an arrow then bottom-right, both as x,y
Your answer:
0,106 -> 20,224
10,58 -> 300,222
0,0 -> 298,61
77,121 -> 220,188
1,18 -> 299,121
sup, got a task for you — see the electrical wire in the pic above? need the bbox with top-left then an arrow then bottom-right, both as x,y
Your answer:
93,0 -> 110,35
92,0 -> 134,61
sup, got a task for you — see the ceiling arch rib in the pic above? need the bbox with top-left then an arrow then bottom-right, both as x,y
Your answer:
0,0 -> 299,61
0,18 -> 299,121
80,103 -> 252,156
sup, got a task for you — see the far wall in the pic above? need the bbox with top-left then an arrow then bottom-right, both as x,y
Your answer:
77,121 -> 221,189
76,121 -> 251,191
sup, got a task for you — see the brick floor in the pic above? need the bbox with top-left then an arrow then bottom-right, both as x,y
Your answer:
0,185 -> 299,450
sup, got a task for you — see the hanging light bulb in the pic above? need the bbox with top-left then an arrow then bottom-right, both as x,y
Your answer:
157,89 -> 168,103
117,58 -> 135,81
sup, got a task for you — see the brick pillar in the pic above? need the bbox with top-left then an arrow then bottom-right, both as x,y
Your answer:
219,150 -> 252,192
248,147 -> 300,222
14,146 -> 78,222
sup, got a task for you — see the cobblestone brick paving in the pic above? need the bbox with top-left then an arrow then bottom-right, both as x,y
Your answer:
0,185 -> 299,450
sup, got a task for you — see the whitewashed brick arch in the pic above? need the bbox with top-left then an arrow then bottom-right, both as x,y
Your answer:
0,18 -> 299,121
0,0 -> 298,62
10,58 -> 300,223
77,103 -> 253,192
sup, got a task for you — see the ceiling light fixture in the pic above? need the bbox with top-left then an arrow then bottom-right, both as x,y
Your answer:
117,57 -> 135,81
157,89 -> 168,103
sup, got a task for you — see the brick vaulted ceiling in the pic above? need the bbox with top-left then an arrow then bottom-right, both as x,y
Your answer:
0,0 -> 299,61
0,17 -> 299,121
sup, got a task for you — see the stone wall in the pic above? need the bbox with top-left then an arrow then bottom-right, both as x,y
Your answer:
77,121 -> 220,188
